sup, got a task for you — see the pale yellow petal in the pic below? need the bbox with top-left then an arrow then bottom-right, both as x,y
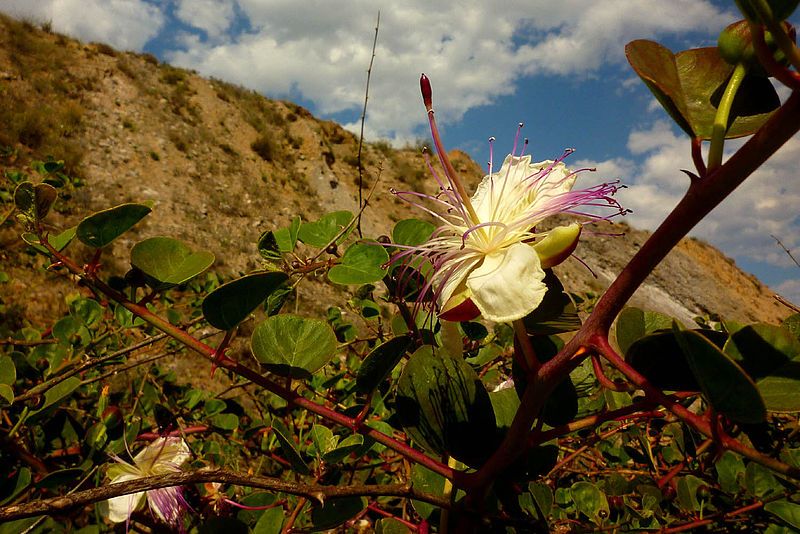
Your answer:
106,473 -> 145,523
134,437 -> 191,475
466,243 -> 547,322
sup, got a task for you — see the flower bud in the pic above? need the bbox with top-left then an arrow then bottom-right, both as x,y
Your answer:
420,74 -> 433,111
533,223 -> 582,269
718,20 -> 757,66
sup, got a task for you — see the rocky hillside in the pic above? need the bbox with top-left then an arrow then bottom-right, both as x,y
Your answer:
0,14 -> 791,329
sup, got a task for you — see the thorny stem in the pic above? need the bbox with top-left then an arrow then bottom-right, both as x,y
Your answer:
465,89 -> 800,494
750,22 -> 800,90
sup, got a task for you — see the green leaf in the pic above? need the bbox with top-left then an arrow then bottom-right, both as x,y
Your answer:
270,419 -> 310,476
0,384 -> 13,407
76,203 -> 151,248
783,313 -> 800,340
310,497 -> 367,531
615,307 -> 675,355
626,329 -> 728,391
131,237 -> 215,290
676,475 -> 706,512
28,376 -> 81,419
765,501 -> 800,530
0,355 -> 15,385
209,413 -> 239,431
411,464 -> 446,520
715,451 -> 745,494
323,434 -> 364,463
70,298 -> 103,327
33,183 -> 57,220
571,481 -> 609,524
34,468 -> 83,490
251,314 -> 337,379
328,242 -> 389,285
0,467 -> 30,506
376,518 -> 413,534
626,40 -> 779,139
21,226 -> 77,255
355,335 -> 414,393
257,231 -> 281,261
13,182 -> 35,215
396,346 -> 497,466
253,506 -> 284,534
203,272 -> 289,331
274,216 -> 301,252
745,462 -> 781,498
392,218 -> 435,246
522,270 -> 581,335
489,387 -> 520,430
309,424 -> 338,456
676,328 -> 766,424
297,210 -> 352,248
724,323 -> 800,412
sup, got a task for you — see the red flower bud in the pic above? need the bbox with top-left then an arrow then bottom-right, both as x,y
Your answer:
420,73 -> 433,111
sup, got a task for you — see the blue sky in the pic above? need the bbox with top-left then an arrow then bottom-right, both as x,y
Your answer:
2,0 -> 799,304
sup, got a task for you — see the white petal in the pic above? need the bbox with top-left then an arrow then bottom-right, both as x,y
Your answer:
134,438 -> 191,474
471,155 -> 531,222
434,255 -> 482,311
466,243 -> 547,322
106,473 -> 145,523
529,161 -> 576,210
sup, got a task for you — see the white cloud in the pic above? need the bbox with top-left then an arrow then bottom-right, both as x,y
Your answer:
165,0 -> 734,142
174,0 -> 235,40
0,0 -> 164,50
577,120 -> 800,270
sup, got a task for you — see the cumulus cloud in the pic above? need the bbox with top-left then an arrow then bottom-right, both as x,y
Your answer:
165,0 -> 734,141
576,120 -> 800,270
174,0 -> 235,41
0,0 -> 164,50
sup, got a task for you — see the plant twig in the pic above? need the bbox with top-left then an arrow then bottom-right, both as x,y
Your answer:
0,468 -> 451,522
356,11 -> 380,237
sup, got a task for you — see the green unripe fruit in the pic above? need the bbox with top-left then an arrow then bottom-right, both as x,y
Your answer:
718,21 -> 757,65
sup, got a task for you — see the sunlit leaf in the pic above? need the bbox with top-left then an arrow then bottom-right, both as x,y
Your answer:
76,203 -> 151,248
251,314 -> 337,379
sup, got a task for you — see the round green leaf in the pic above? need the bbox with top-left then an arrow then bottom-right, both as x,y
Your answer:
411,464 -> 446,520
676,328 -> 766,424
765,501 -> 800,530
297,210 -> 352,248
76,203 -> 151,248
392,218 -> 435,246
323,434 -> 364,463
203,272 -> 289,331
251,314 -> 337,379
0,355 -> 15,385
270,419 -> 310,476
0,384 -> 13,407
13,182 -> 35,215
626,329 -> 728,391
309,424 -> 337,456
724,323 -> 800,378
209,413 -> 239,431
396,346 -> 497,466
328,242 -> 389,285
489,387 -> 521,430
310,497 -> 367,531
571,481 -> 609,524
356,335 -> 413,393
131,237 -> 215,290
615,306 -> 675,355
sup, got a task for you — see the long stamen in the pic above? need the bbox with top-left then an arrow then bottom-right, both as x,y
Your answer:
511,122 -> 524,156
421,74 -> 480,224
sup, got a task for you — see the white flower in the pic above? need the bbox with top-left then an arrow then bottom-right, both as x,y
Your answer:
105,437 -> 191,528
389,75 -> 626,323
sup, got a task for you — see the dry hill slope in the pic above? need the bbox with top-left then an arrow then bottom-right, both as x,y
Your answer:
0,15 -> 790,328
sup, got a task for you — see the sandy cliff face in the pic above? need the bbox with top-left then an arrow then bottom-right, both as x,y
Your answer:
0,15 -> 790,328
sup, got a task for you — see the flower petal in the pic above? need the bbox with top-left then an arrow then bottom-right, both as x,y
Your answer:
134,437 -> 191,474
106,473 -> 145,523
466,242 -> 547,322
